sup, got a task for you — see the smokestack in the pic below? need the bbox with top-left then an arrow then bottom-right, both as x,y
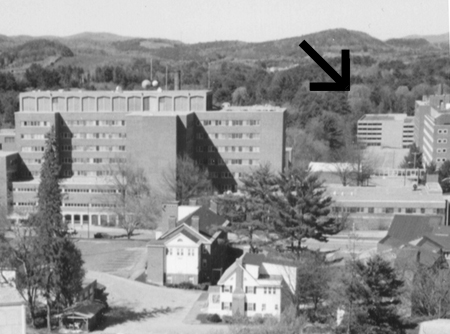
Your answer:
174,70 -> 181,91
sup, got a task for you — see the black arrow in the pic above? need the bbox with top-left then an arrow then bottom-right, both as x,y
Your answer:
299,40 -> 350,92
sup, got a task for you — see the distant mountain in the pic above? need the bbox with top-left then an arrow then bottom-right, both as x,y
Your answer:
63,32 -> 134,42
403,33 -> 448,47
0,39 -> 73,68
0,28 -> 447,72
385,38 -> 435,50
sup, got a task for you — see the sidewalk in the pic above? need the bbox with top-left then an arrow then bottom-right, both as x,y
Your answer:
333,230 -> 388,240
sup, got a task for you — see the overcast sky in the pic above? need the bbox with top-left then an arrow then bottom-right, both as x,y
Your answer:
2,0 -> 448,43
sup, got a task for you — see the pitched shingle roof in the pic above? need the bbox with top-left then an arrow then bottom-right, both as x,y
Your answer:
379,215 -> 443,248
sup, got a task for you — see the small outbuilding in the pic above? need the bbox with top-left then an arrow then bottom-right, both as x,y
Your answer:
57,300 -> 105,332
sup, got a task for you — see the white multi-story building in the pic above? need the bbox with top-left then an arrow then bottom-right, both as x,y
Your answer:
207,253 -> 296,318
357,114 -> 414,148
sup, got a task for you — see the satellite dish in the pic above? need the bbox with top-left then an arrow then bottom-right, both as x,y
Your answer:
142,80 -> 151,89
115,85 -> 123,92
152,80 -> 159,87
157,87 -> 162,93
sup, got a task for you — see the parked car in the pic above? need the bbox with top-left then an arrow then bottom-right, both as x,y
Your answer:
94,232 -> 112,239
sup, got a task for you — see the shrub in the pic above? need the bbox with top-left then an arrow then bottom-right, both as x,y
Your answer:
196,313 -> 222,323
207,313 -> 222,323
166,281 -> 209,290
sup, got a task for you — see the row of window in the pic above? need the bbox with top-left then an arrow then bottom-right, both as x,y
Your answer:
22,146 -> 44,152
358,123 -> 382,126
210,172 -> 236,179
62,157 -> 126,164
23,158 -> 42,164
197,133 -> 260,140
220,302 -> 277,312
61,132 -> 127,139
21,121 -> 50,127
438,129 -> 449,134
14,187 -> 119,194
22,95 -> 205,112
14,202 -> 36,207
62,170 -> 115,177
61,120 -> 126,127
21,134 -> 45,140
4,137 -> 14,143
62,145 -> 126,152
197,158 -> 258,166
168,248 -> 197,256
196,146 -> 260,153
437,138 -> 448,144
332,207 -> 445,215
437,158 -> 447,163
199,120 -> 260,127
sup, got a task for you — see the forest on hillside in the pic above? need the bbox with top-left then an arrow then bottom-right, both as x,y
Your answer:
1,40 -> 449,168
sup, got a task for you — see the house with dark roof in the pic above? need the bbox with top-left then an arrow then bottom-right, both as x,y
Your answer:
378,214 -> 450,269
146,200 -> 230,285
377,214 -> 444,252
207,253 -> 296,318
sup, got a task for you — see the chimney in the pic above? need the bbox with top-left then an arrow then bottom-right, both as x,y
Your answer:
210,200 -> 218,214
189,198 -> 197,206
174,70 -> 181,91
168,217 -> 177,230
162,201 -> 179,232
191,216 -> 200,231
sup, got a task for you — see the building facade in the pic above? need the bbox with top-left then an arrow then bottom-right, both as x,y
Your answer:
0,89 -> 286,225
414,95 -> 450,166
357,114 -> 414,148
146,201 -> 229,285
207,253 -> 295,319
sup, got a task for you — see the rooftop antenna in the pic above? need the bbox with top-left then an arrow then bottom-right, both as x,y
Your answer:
150,58 -> 153,81
165,65 -> 168,90
208,62 -> 211,89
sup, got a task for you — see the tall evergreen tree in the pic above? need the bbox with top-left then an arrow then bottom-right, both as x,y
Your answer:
339,255 -> 410,334
274,167 -> 343,257
33,126 -> 84,330
216,164 -> 278,253
36,126 -> 65,236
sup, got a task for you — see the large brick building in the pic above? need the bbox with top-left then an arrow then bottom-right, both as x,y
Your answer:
0,88 -> 286,227
414,94 -> 450,166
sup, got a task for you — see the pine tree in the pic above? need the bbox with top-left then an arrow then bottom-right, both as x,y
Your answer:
274,167 -> 343,257
32,126 -> 84,330
340,255 -> 409,334
216,164 -> 278,253
36,126 -> 65,236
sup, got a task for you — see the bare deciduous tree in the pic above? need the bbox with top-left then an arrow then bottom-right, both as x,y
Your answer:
104,160 -> 161,238
163,154 -> 212,205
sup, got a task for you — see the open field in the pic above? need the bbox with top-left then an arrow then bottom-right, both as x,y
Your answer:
75,238 -> 148,279
87,271 -> 227,334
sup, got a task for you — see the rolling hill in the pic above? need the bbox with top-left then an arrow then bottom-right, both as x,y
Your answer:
0,28 -> 447,72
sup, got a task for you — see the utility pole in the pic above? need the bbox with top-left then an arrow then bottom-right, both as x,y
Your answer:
150,58 -> 153,81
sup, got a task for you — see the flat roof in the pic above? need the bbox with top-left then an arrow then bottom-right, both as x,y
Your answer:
20,89 -> 211,96
219,106 -> 285,113
327,185 -> 444,206
0,151 -> 18,158
359,113 -> 407,121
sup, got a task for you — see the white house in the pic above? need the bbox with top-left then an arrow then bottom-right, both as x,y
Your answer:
207,253 -> 297,318
146,200 -> 230,285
